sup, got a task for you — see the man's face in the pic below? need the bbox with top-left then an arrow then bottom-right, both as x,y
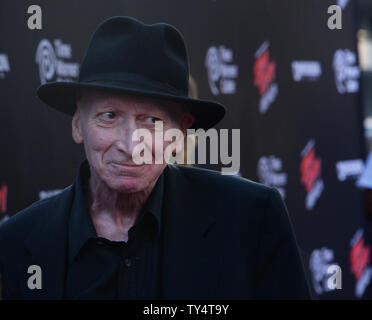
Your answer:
72,89 -> 194,193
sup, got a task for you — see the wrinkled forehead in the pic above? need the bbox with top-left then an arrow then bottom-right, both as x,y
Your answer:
76,87 -> 185,116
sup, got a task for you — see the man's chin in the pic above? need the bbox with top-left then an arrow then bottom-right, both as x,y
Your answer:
107,179 -> 147,194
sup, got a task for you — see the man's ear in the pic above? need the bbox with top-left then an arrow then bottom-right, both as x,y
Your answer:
180,112 -> 195,135
72,108 -> 83,144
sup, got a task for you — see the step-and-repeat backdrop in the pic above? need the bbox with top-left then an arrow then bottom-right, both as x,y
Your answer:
1,0 -> 372,299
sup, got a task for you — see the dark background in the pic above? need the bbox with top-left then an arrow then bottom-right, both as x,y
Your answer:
0,0 -> 371,299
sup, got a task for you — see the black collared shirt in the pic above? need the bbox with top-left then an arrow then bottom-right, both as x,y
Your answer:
65,159 -> 164,300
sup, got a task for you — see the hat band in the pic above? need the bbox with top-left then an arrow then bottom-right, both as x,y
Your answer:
80,72 -> 187,97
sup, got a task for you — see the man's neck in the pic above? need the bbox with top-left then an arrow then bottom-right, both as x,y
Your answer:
86,172 -> 156,241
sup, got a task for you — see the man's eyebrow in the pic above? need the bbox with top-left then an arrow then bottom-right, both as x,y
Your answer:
95,102 -> 119,110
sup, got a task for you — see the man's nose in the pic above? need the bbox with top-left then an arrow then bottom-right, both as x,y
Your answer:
114,119 -> 140,157
114,119 -> 152,161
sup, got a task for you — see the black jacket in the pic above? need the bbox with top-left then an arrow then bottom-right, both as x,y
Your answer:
0,164 -> 311,299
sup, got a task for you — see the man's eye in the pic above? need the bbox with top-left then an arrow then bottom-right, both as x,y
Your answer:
145,116 -> 160,124
100,112 -> 116,120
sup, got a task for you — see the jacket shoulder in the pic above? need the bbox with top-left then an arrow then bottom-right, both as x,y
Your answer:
0,185 -> 73,244
173,164 -> 274,202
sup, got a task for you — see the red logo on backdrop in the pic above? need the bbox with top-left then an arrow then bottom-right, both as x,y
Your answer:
253,41 -> 278,115
300,140 -> 324,211
350,228 -> 372,298
254,49 -> 276,96
350,236 -> 371,281
300,148 -> 322,192
0,183 -> 7,212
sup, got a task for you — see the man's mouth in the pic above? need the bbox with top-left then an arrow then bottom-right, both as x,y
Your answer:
111,162 -> 145,170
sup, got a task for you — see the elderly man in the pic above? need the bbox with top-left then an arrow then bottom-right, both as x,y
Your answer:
0,16 -> 310,299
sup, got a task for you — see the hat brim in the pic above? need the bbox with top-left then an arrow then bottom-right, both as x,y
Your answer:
36,81 -> 226,131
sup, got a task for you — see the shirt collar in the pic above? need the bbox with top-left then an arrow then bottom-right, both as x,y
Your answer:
68,159 -> 165,264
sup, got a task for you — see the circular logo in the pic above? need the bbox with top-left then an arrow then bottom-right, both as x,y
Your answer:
35,39 -> 57,84
205,46 -> 221,95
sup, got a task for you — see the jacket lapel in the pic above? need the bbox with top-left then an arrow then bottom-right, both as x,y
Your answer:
160,165 -> 223,299
21,164 -> 223,299
23,184 -> 74,299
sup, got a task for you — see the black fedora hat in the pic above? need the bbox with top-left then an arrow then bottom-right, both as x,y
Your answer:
36,16 -> 226,130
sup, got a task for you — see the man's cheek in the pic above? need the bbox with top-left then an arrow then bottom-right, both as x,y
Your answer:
152,136 -> 165,164
89,130 -> 113,151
